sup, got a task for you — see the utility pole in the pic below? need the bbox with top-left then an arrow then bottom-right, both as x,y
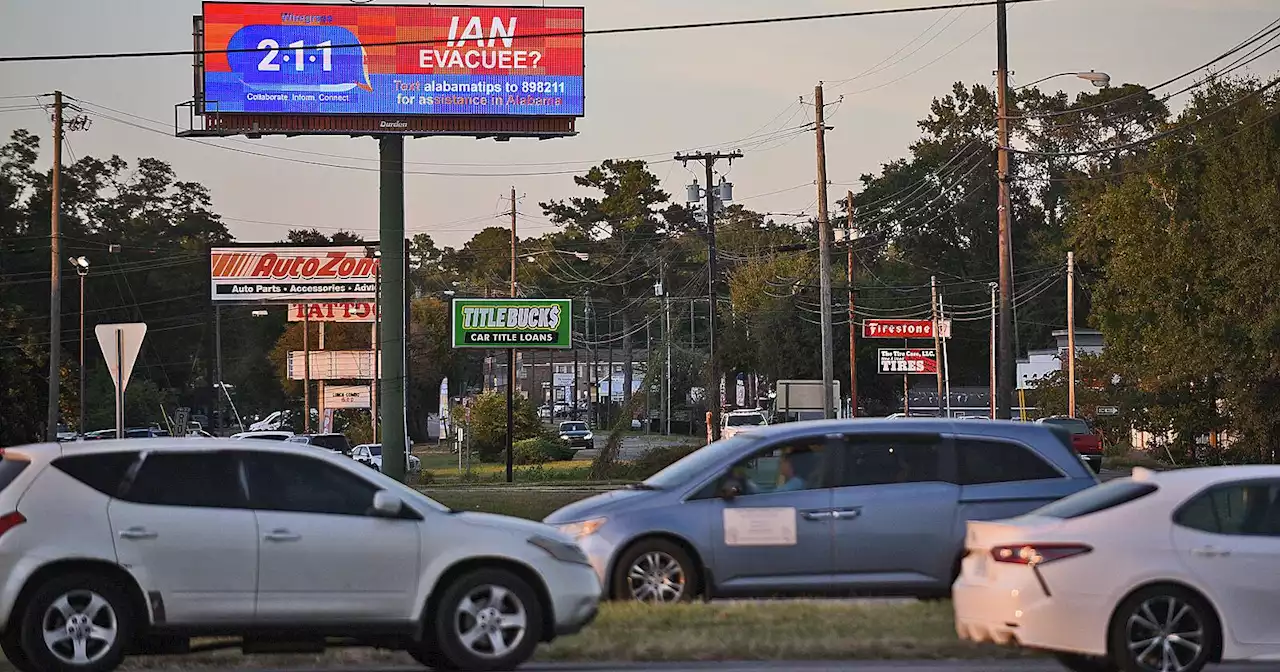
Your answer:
675,149 -> 742,440
814,83 -> 836,420
663,262 -> 672,435
46,91 -> 64,441
930,276 -> 943,416
990,282 -> 998,419
75,259 -> 88,434
846,190 -> 858,418
506,186 -> 516,483
317,322 -> 325,432
995,0 -> 1015,419
1067,251 -> 1077,418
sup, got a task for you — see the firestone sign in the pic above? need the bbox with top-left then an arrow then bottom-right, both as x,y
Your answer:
451,298 -> 572,349
210,246 -> 379,303
862,319 -> 952,339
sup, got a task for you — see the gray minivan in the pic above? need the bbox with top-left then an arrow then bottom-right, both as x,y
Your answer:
544,418 -> 1098,602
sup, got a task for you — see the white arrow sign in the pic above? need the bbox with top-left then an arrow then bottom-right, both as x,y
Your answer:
95,323 -> 147,439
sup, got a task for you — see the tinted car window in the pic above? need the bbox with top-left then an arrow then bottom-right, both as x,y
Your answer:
561,423 -> 587,432
1175,481 -> 1280,537
0,456 -> 30,493
123,452 -> 246,508
1041,418 -> 1091,435
311,435 -> 350,453
836,434 -> 943,486
956,438 -> 1062,485
1035,480 -> 1158,519
243,452 -> 377,516
53,451 -> 139,496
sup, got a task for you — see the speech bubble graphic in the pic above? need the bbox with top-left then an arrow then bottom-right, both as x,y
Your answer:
227,24 -> 372,93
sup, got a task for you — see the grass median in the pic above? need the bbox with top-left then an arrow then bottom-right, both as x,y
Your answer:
425,487 -> 598,520
0,600 -> 1029,670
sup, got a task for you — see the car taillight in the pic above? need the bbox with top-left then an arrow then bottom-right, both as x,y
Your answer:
0,512 -> 26,539
991,543 -> 1091,566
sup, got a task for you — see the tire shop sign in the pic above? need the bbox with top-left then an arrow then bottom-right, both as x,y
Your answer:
877,348 -> 939,375
862,319 -> 951,339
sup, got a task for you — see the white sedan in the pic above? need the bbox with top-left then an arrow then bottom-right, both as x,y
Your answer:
352,443 -> 421,473
954,465 -> 1280,672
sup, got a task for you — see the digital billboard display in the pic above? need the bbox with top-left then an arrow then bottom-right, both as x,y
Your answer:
201,2 -> 585,117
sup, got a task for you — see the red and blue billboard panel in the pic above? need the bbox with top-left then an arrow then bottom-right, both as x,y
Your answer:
202,2 -> 585,117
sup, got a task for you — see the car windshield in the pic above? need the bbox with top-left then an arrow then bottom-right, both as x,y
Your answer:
643,434 -> 761,490
727,413 -> 765,427
1042,417 -> 1091,434
561,422 -> 587,432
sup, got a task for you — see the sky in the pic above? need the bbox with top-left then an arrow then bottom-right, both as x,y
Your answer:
1,0 -> 1277,249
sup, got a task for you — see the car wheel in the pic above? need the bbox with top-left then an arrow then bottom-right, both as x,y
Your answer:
1054,652 -> 1119,672
18,573 -> 133,672
1,626 -> 36,672
1108,585 -> 1217,672
431,568 -> 542,672
612,538 -> 699,604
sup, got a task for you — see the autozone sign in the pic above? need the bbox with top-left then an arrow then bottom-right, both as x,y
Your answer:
877,348 -> 939,375
210,246 -> 379,303
287,302 -> 379,323
862,319 -> 951,339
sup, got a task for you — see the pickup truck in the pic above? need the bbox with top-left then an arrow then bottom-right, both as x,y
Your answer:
1037,415 -> 1103,473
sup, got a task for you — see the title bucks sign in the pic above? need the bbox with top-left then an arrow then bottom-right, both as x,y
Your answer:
451,298 -> 573,349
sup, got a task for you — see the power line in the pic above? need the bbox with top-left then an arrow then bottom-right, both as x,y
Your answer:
0,0 -> 1056,64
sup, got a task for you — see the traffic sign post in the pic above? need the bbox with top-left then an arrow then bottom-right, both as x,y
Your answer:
95,323 -> 147,439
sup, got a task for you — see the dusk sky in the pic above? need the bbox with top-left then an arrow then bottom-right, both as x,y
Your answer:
2,0 -> 1275,248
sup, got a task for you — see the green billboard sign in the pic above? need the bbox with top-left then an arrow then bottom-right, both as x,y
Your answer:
451,298 -> 573,349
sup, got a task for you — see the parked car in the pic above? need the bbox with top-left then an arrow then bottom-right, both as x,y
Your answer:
351,443 -> 421,474
229,430 -> 294,441
0,438 -> 600,672
557,421 -> 594,450
954,465 -> 1280,672
721,409 -> 769,440
286,433 -> 352,456
544,418 -> 1099,603
1037,415 -> 1103,473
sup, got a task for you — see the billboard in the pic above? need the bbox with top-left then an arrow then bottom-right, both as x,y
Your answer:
287,350 -> 381,379
211,246 -> 379,303
325,384 -> 372,409
451,298 -> 572,348
288,302 -> 379,322
862,319 -> 951,339
201,3 -> 585,117
877,348 -> 939,375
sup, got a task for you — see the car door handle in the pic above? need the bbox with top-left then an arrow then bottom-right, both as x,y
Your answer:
833,507 -> 863,520
800,510 -> 834,521
1191,546 -> 1230,558
264,529 -> 302,542
118,527 -> 158,540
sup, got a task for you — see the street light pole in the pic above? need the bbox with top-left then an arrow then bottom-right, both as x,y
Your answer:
70,257 -> 90,434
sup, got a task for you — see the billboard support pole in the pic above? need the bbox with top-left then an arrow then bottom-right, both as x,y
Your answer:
303,309 -> 311,433
379,135 -> 408,482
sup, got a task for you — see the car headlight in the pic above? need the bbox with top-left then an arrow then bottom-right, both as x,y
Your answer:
557,517 -> 607,540
583,432 -> 593,440
560,434 -> 569,440
528,535 -> 591,566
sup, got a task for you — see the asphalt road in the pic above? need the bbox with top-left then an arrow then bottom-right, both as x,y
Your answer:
182,662 -> 1277,672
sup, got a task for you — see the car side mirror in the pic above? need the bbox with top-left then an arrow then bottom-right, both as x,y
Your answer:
371,490 -> 403,517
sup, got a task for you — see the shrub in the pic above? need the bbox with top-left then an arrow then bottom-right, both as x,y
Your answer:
610,443 -> 699,480
513,436 -> 573,465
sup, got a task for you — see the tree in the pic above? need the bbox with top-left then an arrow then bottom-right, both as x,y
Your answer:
461,390 -> 541,462
1068,76 -> 1280,461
